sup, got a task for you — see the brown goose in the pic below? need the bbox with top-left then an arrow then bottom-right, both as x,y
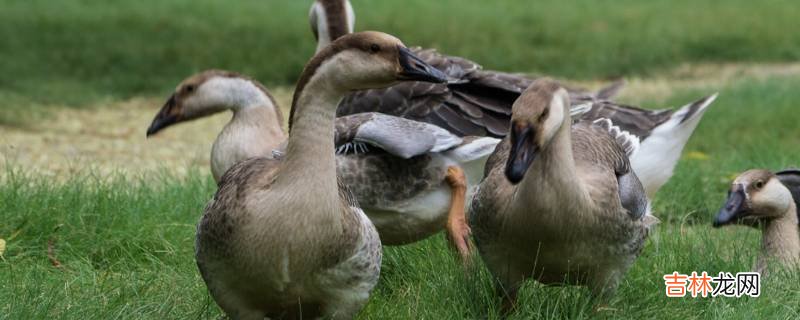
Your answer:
714,169 -> 800,274
194,32 -> 447,319
310,0 -> 718,197
147,70 -> 498,259
469,79 -> 658,310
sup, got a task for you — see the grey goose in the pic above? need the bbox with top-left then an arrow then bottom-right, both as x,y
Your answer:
469,79 -> 658,311
311,0 -> 719,198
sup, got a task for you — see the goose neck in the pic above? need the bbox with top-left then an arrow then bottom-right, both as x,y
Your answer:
229,103 -> 285,138
313,0 -> 354,53
759,202 -> 800,272
516,119 -> 585,210
278,75 -> 343,193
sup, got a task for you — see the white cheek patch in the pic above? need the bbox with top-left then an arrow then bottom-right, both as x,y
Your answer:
755,179 -> 792,216
543,90 -> 566,142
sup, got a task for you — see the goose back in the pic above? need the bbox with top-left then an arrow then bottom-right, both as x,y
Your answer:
336,48 -> 607,138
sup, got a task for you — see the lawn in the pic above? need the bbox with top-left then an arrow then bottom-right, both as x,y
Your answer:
2,0 -> 800,318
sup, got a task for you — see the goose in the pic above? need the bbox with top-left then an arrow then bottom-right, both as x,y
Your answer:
469,79 -> 658,310
713,169 -> 800,274
194,32 -> 448,319
310,0 -> 718,198
146,70 -> 286,182
147,70 -> 499,259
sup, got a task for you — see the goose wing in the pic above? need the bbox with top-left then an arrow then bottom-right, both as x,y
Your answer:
580,102 -> 674,140
776,168 -> 800,224
334,112 -> 462,159
591,118 -> 641,159
577,121 -> 648,220
337,48 -> 611,138
579,94 -> 717,142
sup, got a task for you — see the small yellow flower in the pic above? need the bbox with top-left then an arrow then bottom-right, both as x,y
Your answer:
685,151 -> 709,161
0,238 -> 5,256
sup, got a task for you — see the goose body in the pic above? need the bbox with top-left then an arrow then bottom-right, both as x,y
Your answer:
192,32 -> 448,319
714,169 -> 800,274
332,112 -> 498,245
470,79 -> 656,307
311,0 -> 718,197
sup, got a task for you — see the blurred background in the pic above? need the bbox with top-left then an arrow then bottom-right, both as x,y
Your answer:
1,1 -> 799,318
2,0 -> 799,119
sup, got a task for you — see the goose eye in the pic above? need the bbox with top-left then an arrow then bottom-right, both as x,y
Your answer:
538,110 -> 549,122
185,85 -> 195,93
369,44 -> 380,53
754,181 -> 764,189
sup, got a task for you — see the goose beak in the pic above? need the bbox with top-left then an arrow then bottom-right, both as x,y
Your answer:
505,124 -> 538,184
396,46 -> 447,83
713,186 -> 749,227
146,94 -> 179,137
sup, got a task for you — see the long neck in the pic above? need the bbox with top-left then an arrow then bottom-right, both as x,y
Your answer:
314,0 -> 354,53
758,202 -> 800,272
277,73 -> 342,197
515,116 -> 587,214
228,103 -> 285,142
210,95 -> 285,182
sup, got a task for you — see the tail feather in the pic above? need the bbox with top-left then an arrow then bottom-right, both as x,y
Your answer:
674,93 -> 718,125
595,80 -> 626,100
631,93 -> 718,198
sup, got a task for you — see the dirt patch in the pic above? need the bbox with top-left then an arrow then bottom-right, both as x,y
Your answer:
613,62 -> 800,103
2,63 -> 798,178
0,92 -> 294,179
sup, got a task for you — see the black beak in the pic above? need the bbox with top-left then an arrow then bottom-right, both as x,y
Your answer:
505,124 -> 538,184
146,94 -> 179,137
396,46 -> 448,83
713,186 -> 749,227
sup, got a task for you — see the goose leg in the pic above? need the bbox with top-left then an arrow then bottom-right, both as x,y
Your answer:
444,166 -> 472,263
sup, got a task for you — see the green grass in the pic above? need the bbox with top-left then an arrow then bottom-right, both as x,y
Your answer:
1,173 -> 799,319
2,75 -> 800,318
1,0 -> 799,117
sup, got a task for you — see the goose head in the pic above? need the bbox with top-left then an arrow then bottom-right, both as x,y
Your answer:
289,31 -> 447,130
146,70 -> 280,136
714,169 -> 794,227
305,31 -> 447,89
504,78 -> 569,184
309,0 -> 355,53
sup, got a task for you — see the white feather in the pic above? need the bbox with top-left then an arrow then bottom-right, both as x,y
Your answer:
631,93 -> 718,197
